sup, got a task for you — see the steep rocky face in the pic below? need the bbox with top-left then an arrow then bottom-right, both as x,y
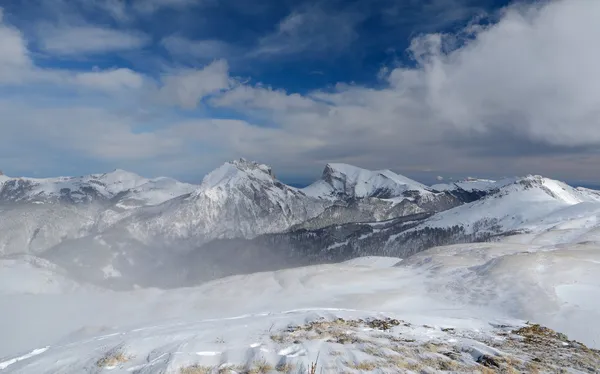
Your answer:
297,164 -> 479,231
304,163 -> 430,199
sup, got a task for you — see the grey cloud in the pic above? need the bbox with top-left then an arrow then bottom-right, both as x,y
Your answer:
446,126 -> 600,159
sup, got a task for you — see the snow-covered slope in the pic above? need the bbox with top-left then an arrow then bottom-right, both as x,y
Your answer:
1,240 -> 598,373
303,163 -> 430,199
112,177 -> 196,208
0,255 -> 93,295
0,203 -> 103,255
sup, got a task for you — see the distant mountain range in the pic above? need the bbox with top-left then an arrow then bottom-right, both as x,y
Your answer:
1,158 -> 599,289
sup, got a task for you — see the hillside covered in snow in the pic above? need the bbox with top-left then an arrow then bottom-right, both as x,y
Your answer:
1,240 -> 599,373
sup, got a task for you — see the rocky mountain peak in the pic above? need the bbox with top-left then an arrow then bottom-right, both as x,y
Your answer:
307,163 -> 428,199
230,158 -> 275,179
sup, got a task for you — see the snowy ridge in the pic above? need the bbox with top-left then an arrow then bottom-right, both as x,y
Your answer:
424,175 -> 600,235
303,163 -> 430,199
431,177 -> 516,193
0,169 -> 196,205
115,177 -> 196,208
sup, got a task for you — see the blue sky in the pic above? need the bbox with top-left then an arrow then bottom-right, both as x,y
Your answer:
1,0 -> 600,186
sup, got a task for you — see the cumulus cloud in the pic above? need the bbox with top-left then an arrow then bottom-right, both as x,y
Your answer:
37,25 -> 149,55
158,60 -> 232,109
389,0 -> 600,148
0,9 -> 31,82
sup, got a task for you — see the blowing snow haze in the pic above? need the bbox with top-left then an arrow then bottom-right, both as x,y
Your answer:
2,0 -> 600,373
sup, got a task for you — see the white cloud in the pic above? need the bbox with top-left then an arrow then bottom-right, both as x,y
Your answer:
388,0 -> 600,148
0,101 -> 182,164
213,85 -> 320,113
37,25 -> 149,55
158,60 -> 231,109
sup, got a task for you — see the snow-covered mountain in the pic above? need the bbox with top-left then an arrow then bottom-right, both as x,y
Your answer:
424,175 -> 600,235
0,170 -> 197,256
0,169 -> 196,206
2,161 -> 600,291
431,177 -> 514,193
214,175 -> 600,274
297,163 -> 481,231
120,159 -> 330,244
303,163 -> 430,199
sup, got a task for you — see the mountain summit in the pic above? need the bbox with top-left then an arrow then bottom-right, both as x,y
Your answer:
123,159 -> 330,245
303,163 -> 429,199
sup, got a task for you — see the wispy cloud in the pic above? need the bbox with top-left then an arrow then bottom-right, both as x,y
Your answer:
132,0 -> 202,14
73,68 -> 146,91
161,35 -> 235,62
250,4 -> 364,58
36,24 -> 150,56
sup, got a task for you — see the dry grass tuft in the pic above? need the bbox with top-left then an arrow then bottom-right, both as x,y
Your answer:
179,364 -> 214,374
515,323 -> 569,342
361,344 -> 387,358
96,350 -> 131,368
275,362 -> 295,373
346,360 -> 384,371
247,360 -> 273,374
